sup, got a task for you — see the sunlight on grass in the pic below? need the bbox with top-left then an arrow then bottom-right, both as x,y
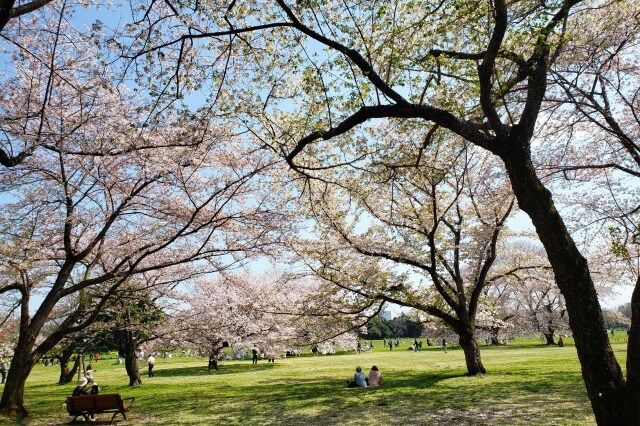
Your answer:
1,338 -> 624,425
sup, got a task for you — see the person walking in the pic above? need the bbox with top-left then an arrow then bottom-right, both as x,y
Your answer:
252,347 -> 259,364
85,364 -> 96,384
147,354 -> 155,377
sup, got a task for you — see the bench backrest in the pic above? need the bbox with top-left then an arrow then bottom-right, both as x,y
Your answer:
94,394 -> 123,411
67,396 -> 95,412
66,393 -> 123,413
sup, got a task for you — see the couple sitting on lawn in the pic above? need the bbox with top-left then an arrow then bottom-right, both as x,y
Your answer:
347,365 -> 382,389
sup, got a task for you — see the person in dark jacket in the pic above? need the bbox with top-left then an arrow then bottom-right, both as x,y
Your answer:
72,377 -> 89,396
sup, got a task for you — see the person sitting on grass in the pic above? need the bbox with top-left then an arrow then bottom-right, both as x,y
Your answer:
347,366 -> 367,389
72,377 -> 89,396
367,365 -> 382,387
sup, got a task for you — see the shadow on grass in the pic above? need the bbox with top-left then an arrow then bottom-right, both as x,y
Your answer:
484,344 -> 574,351
158,362 -> 278,377
143,367 -> 590,426
21,351 -> 595,426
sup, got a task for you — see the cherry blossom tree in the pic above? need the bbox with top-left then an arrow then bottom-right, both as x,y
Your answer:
1,3 -> 97,167
289,141 -> 531,375
0,47 -> 281,415
86,272 -> 188,386
545,2 -> 640,182
0,0 -> 56,33
0,135 -> 278,413
166,271 -> 357,367
177,274 -> 285,366
0,2 -> 208,168
514,271 -> 567,345
540,5 -> 640,409
3,0 -> 639,421
123,1 -> 638,420
476,240 -> 561,344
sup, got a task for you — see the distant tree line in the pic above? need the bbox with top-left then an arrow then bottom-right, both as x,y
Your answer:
361,314 -> 425,340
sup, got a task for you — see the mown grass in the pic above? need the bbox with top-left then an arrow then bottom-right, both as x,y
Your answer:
0,337 -> 628,425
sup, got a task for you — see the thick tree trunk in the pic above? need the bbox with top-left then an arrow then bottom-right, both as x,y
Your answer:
0,346 -> 35,417
117,328 -> 142,386
124,351 -> 142,386
501,141 -> 627,424
58,344 -> 79,384
624,279 -> 640,422
458,332 -> 486,375
543,332 -> 555,346
208,355 -> 218,371
489,327 -> 502,345
0,262 -> 78,416
123,340 -> 142,386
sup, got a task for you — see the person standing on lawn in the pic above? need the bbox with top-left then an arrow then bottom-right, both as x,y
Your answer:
147,354 -> 156,377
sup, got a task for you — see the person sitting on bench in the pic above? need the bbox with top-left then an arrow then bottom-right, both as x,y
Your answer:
72,378 -> 89,396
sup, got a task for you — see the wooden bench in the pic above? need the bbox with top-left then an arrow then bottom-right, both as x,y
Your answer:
65,393 -> 134,423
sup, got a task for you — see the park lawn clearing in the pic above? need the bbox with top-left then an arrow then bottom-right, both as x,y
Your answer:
0,338 -> 626,425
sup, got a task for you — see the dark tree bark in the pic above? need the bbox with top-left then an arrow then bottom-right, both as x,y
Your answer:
124,357 -> 141,386
124,352 -> 142,386
207,342 -> 225,371
0,0 -> 14,33
0,344 -> 35,417
121,331 -> 142,386
624,277 -> 640,422
57,344 -> 79,384
544,332 -> 555,346
0,293 -> 55,416
499,138 -> 626,424
458,331 -> 486,375
543,305 -> 557,345
269,0 -> 636,419
489,326 -> 505,346
0,0 -> 56,34
207,356 -> 218,371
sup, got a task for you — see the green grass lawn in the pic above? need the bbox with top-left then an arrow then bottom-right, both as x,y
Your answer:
0,338 -> 628,425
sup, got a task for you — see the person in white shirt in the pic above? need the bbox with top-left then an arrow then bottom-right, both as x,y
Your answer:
147,354 -> 155,377
85,364 -> 96,384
